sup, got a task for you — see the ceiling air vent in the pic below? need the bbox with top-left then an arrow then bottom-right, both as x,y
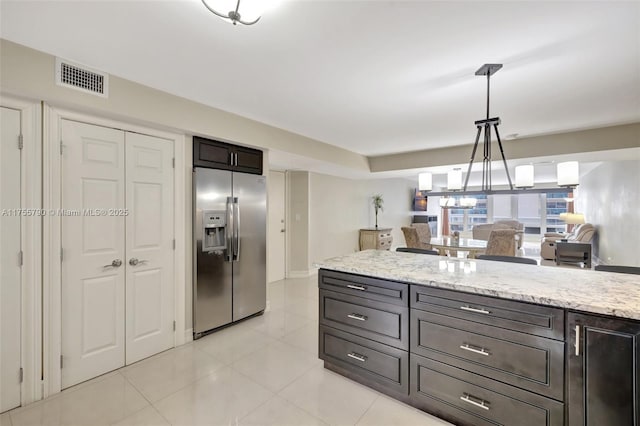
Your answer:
55,58 -> 109,97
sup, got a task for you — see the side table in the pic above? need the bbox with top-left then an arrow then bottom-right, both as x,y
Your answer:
359,228 -> 393,251
556,241 -> 592,268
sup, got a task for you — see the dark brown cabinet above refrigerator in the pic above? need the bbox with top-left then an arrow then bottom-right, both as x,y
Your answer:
193,136 -> 263,175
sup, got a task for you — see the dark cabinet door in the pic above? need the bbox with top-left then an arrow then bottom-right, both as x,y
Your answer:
567,312 -> 640,426
193,137 -> 233,170
193,136 -> 263,175
234,145 -> 263,175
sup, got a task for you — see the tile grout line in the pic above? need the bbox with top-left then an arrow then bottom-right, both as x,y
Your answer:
117,371 -> 175,425
353,394 -> 380,426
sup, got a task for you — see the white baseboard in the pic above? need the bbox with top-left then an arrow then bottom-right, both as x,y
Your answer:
183,328 -> 193,344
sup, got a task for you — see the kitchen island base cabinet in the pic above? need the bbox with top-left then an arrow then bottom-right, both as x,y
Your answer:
567,312 -> 640,426
317,267 -> 640,426
319,325 -> 409,399
410,354 -> 565,426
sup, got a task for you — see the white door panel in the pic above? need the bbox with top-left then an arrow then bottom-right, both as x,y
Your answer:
61,120 -> 126,389
267,171 -> 285,282
125,132 -> 174,364
1,107 -> 22,412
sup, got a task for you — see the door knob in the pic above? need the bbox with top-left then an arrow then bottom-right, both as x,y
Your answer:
129,258 -> 148,266
104,259 -> 122,268
280,229 -> 285,233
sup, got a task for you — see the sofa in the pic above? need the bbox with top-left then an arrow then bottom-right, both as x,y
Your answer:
472,220 -> 525,249
540,223 -> 595,260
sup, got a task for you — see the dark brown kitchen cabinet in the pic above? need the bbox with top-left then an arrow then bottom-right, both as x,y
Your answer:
567,312 -> 640,426
193,136 -> 263,175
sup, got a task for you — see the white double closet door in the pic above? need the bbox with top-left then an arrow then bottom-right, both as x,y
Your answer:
61,120 -> 174,389
1,107 -> 22,412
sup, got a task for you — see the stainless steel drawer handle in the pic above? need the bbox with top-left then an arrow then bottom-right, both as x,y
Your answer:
460,394 -> 490,410
460,344 -> 490,356
347,284 -> 367,291
347,352 -> 367,362
347,313 -> 368,321
460,305 -> 491,315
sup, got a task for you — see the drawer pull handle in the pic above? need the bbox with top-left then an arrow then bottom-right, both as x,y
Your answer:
460,344 -> 490,356
460,305 -> 491,315
347,313 -> 368,321
460,394 -> 490,410
347,352 -> 367,362
347,284 -> 367,291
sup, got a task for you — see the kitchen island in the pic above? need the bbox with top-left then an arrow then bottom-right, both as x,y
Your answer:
314,250 -> 640,426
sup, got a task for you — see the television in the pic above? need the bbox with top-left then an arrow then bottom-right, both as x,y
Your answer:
412,188 -> 427,211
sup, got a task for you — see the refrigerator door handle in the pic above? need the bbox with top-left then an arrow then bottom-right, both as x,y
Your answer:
225,197 -> 233,262
233,197 -> 240,261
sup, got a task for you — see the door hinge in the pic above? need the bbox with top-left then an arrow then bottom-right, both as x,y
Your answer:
60,355 -> 64,369
19,367 -> 24,383
60,140 -> 64,155
18,250 -> 23,267
172,239 -> 176,250
60,248 -> 64,262
172,158 -> 175,168
18,134 -> 24,150
173,321 -> 176,331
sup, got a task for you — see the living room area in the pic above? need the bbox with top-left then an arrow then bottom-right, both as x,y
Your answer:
282,143 -> 638,277
391,152 -> 638,270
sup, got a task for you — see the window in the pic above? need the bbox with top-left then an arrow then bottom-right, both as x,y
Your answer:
448,195 -> 488,232
517,193 -> 542,234
443,192 -> 571,236
545,192 -> 570,233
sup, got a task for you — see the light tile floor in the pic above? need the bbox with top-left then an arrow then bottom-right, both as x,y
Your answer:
4,276 -> 452,426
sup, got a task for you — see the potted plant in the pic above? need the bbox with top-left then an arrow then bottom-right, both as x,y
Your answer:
372,194 -> 384,229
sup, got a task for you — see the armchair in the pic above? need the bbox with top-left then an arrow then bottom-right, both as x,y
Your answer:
410,223 -> 432,249
540,223 -> 595,260
472,220 -> 524,249
401,227 -> 432,250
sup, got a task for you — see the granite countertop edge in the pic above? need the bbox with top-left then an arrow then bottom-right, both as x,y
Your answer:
314,251 -> 640,321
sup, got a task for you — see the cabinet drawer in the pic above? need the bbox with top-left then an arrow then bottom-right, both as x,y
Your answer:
320,289 -> 408,350
411,286 -> 564,341
411,310 -> 564,400
410,354 -> 564,426
377,239 -> 392,250
319,269 -> 408,307
320,326 -> 408,395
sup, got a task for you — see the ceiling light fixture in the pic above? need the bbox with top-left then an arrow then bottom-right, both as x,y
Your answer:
515,164 -> 534,189
463,63 -> 511,192
557,161 -> 580,187
201,0 -> 261,26
418,172 -> 432,191
422,63 -> 579,197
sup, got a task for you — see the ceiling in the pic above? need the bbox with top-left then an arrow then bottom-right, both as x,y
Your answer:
1,0 -> 639,161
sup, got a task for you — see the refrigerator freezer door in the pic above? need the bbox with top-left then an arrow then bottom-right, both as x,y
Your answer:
232,172 -> 267,321
194,168 -> 233,334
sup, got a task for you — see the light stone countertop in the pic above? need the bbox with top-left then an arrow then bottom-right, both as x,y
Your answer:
314,250 -> 640,321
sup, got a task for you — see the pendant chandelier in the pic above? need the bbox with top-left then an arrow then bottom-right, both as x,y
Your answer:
418,63 -> 579,199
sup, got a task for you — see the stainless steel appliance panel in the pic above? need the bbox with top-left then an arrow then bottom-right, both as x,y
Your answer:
194,168 -> 233,334
232,172 -> 267,321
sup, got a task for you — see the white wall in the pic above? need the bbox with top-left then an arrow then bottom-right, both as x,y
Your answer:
576,160 -> 640,266
287,171 -> 311,276
307,173 -> 415,268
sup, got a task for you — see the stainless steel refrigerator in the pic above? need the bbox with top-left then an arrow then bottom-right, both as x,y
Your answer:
193,167 -> 266,338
